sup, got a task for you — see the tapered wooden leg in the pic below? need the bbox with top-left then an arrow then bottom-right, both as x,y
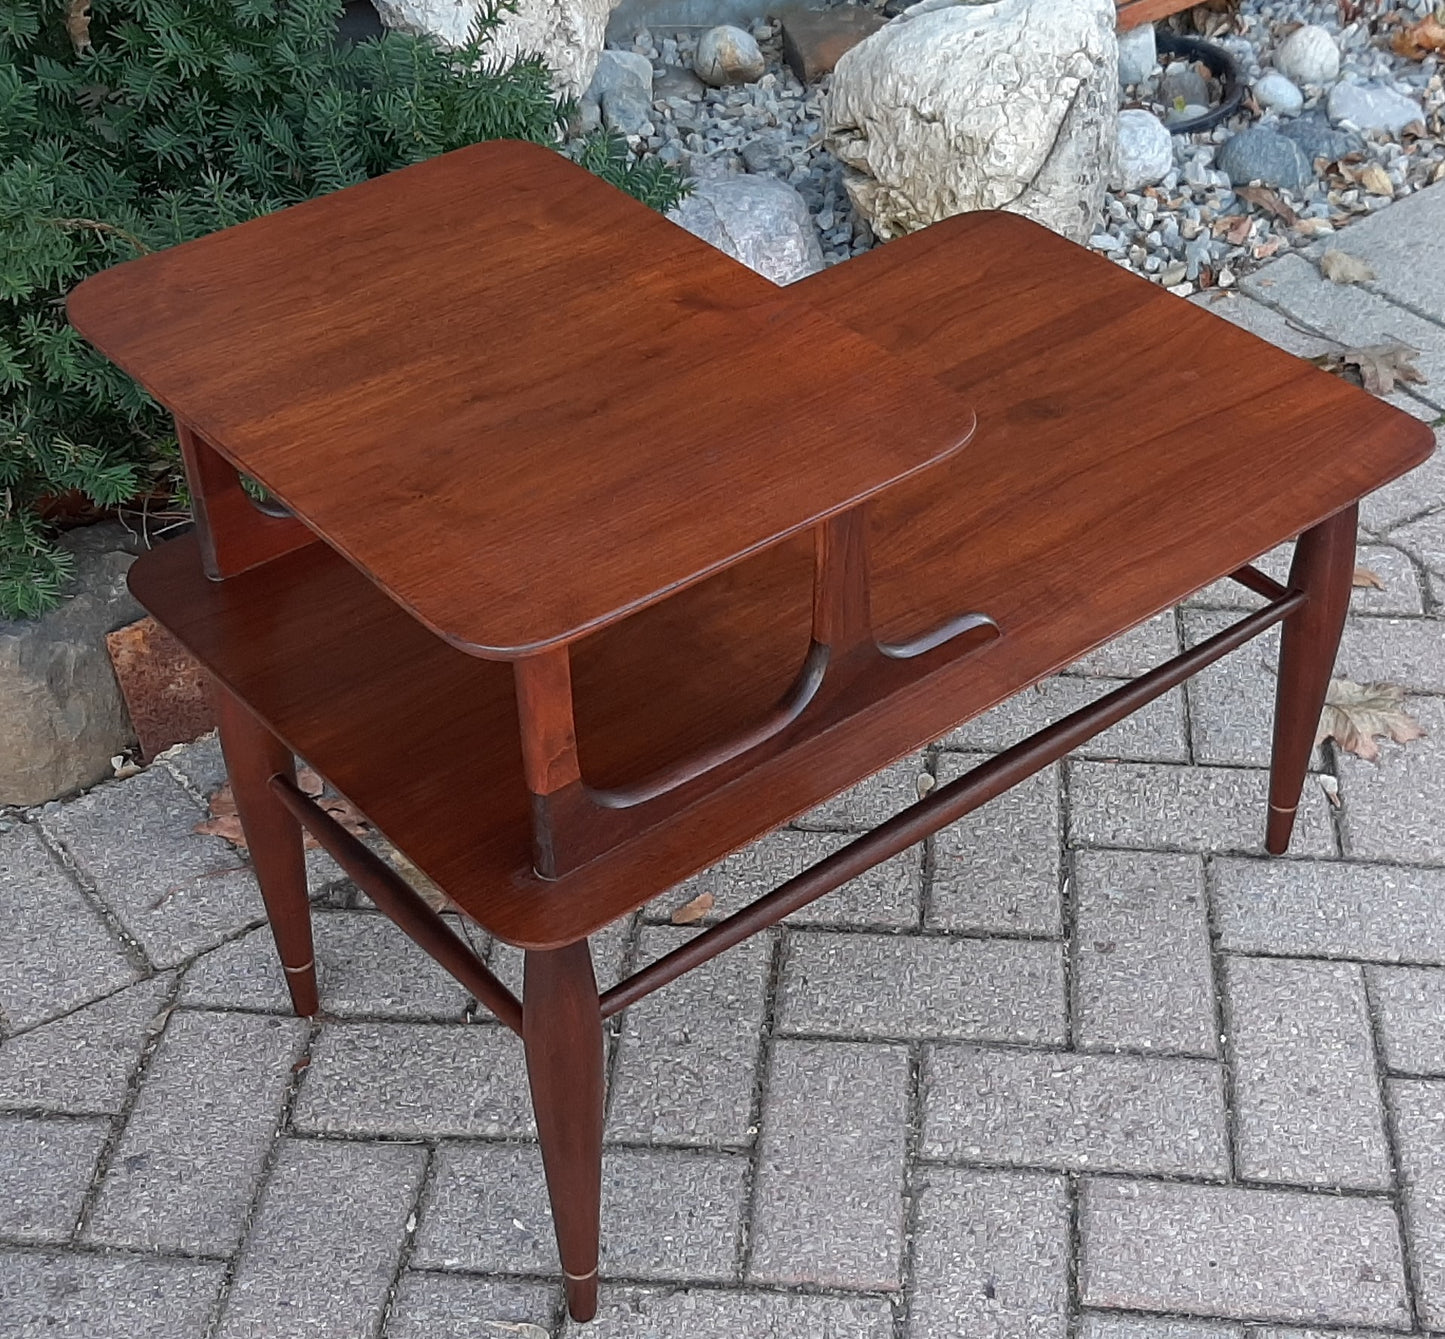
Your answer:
211,681 -> 319,1016
523,940 -> 603,1322
1267,504 -> 1357,855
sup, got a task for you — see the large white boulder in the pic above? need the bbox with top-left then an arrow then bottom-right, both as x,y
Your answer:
668,177 -> 825,286
825,0 -> 1119,244
372,0 -> 611,99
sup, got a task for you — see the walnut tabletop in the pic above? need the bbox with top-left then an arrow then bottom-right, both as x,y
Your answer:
66,139 -> 976,658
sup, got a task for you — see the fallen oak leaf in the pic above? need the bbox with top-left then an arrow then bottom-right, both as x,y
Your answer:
670,891 -> 714,925
1319,249 -> 1376,285
1352,565 -> 1386,589
1308,342 -> 1425,396
1236,185 -> 1298,226
1316,679 -> 1426,762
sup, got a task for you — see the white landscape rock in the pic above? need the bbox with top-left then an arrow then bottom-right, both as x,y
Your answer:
1327,81 -> 1426,135
371,0 -> 611,98
1253,71 -> 1304,117
1116,22 -> 1156,87
693,25 -> 766,87
582,48 -> 654,135
668,177 -> 824,285
825,0 -> 1119,244
1113,109 -> 1173,192
1273,23 -> 1340,86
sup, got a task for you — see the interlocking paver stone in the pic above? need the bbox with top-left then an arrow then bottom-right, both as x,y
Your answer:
0,1115 -> 107,1243
1070,612 -> 1181,677
1391,1078 -> 1445,1329
923,1047 -> 1228,1177
1225,956 -> 1391,1190
387,1273 -> 558,1339
1079,1316 -> 1240,1339
931,754 -> 1061,935
158,732 -> 229,796
292,1020 -> 533,1137
1180,615 -> 1280,767
1339,694 -> 1445,864
0,1249 -> 224,1339
1390,507 -> 1445,578
1079,1179 -> 1410,1328
1336,618 -> 1445,695
607,926 -> 770,1146
572,1287 -> 896,1338
1213,856 -> 1445,963
795,755 -> 928,831
748,1039 -> 907,1288
1068,760 -> 1336,857
486,913 -> 632,998
1350,544 -> 1428,615
86,1009 -> 306,1254
39,768 -> 262,968
657,827 -> 920,929
1185,539 -> 1293,610
1072,850 -> 1216,1057
0,974 -> 170,1113
778,932 -> 1065,1044
1369,965 -> 1445,1075
415,1140 -> 746,1281
944,677 -> 1188,763
909,1167 -> 1069,1339
181,911 -> 470,1019
216,1137 -> 426,1339
0,823 -> 136,1030
1358,426 -> 1445,535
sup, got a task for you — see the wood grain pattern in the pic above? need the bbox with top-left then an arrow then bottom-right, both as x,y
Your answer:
1116,0 -> 1195,30
68,140 -> 976,658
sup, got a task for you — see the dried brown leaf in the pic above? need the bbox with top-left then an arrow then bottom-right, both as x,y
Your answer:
194,778 -> 370,852
670,891 -> 714,925
1319,249 -> 1376,285
1358,163 -> 1395,197
1316,679 -> 1427,761
1307,342 -> 1425,396
1352,565 -> 1386,589
1224,213 -> 1253,245
1391,14 -> 1445,60
194,811 -> 249,846
65,0 -> 92,52
1236,185 -> 1299,226
1293,217 -> 1336,238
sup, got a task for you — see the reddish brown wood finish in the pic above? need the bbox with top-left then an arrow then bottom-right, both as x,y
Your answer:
210,681 -> 317,1017
523,941 -> 604,1322
1267,504 -> 1358,854
69,141 -> 976,659
1116,0 -> 1194,30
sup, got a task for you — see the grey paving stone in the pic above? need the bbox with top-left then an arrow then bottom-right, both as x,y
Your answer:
607,926 -> 770,1146
0,823 -> 137,1030
1335,617 -> 1445,695
0,974 -> 170,1114
1358,428 -> 1445,535
86,1009 -> 307,1254
923,1047 -> 1228,1178
292,1021 -> 533,1138
1249,1330 -> 1405,1339
655,827 -> 921,929
1067,761 -> 1336,858
1225,956 -> 1391,1191
1241,253 -> 1445,407
387,1272 -> 558,1339
748,1039 -> 908,1288
0,1115 -> 107,1243
794,755 -> 928,832
158,732 -> 228,798
1180,614 -> 1281,767
909,1167 -> 1069,1339
1184,540 -> 1294,611
217,1137 -> 426,1339
1079,1316 -> 1240,1339
181,911 -> 470,1019
0,1249 -> 224,1339
485,913 -> 632,999
1302,178 -> 1445,324
415,1140 -> 746,1281
778,933 -> 1065,1045
1389,508 -> 1445,576
1368,965 -> 1445,1075
931,754 -> 1061,936
1213,857 -> 1445,964
1391,1077 -> 1445,1330
1189,289 -> 1338,359
1069,612 -> 1181,678
943,677 -> 1189,764
1079,1179 -> 1410,1328
1338,694 -> 1445,864
571,1286 -> 896,1338
1350,545 -> 1428,615
1073,851 -> 1217,1058
39,768 -> 262,968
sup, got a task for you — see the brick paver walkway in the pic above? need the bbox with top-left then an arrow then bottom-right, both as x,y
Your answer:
2,186 -> 1444,1338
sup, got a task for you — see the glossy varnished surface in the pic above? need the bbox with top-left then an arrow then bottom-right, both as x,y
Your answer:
124,208 -> 1432,947
68,140 -> 975,657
